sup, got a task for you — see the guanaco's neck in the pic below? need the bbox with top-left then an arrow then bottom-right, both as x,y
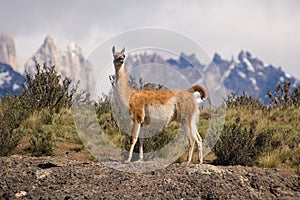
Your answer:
115,64 -> 133,104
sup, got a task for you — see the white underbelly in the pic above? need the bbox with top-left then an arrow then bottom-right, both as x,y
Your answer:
145,98 -> 176,130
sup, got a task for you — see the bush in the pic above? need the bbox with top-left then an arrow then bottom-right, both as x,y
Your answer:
213,119 -> 260,166
267,82 -> 300,109
0,95 -> 30,156
256,125 -> 300,151
256,125 -> 300,168
226,92 -> 266,110
29,130 -> 53,156
0,63 -> 77,156
22,63 -> 75,113
12,109 -> 53,156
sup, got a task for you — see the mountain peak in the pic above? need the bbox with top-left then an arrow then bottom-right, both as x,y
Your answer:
25,36 -> 58,73
212,53 -> 224,64
41,35 -> 57,53
159,50 -> 299,104
67,42 -> 82,56
212,50 -> 299,103
0,34 -> 18,71
25,35 -> 94,92
238,50 -> 252,61
44,35 -> 55,44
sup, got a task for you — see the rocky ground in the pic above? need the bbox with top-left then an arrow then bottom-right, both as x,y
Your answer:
0,156 -> 299,199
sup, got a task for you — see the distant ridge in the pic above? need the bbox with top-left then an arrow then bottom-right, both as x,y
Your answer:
125,51 -> 299,104
0,62 -> 24,97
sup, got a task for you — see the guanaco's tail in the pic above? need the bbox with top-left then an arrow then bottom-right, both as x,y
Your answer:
187,85 -> 207,100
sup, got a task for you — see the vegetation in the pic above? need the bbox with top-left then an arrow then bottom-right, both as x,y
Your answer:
0,64 -> 81,156
0,64 -> 299,172
214,83 -> 300,168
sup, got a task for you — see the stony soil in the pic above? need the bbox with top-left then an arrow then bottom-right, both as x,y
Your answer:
0,156 -> 299,199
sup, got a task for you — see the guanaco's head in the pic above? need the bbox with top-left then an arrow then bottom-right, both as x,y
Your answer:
112,46 -> 126,72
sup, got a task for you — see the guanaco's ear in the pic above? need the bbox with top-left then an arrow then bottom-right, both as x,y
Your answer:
112,46 -> 116,55
121,47 -> 125,54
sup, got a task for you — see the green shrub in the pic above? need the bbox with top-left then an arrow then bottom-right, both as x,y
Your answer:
256,125 -> 300,151
0,95 -> 30,156
22,63 -> 76,113
14,107 -> 81,156
226,92 -> 266,110
15,109 -> 54,156
213,119 -> 260,166
267,82 -> 300,109
0,63 -> 78,156
29,130 -> 53,156
256,125 -> 300,168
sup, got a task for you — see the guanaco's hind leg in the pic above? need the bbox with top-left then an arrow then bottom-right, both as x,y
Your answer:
191,121 -> 203,164
182,118 -> 203,164
182,121 -> 195,163
124,121 -> 141,163
188,138 -> 195,163
187,125 -> 203,164
138,127 -> 145,161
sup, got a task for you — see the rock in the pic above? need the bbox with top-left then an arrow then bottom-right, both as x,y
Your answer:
0,34 -> 18,71
35,169 -> 51,179
15,190 -> 27,198
0,156 -> 299,199
25,36 -> 58,74
25,36 -> 94,93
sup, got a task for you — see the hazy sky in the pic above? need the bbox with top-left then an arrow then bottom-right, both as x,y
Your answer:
1,0 -> 300,78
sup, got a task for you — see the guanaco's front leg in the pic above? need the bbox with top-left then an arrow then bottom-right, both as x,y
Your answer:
138,138 -> 144,161
124,121 -> 141,163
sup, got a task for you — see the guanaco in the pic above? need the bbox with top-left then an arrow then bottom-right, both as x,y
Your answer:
112,46 -> 207,164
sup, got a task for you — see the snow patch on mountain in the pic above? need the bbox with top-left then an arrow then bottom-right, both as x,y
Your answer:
223,62 -> 235,79
285,72 -> 291,78
243,57 -> 255,72
0,71 -> 11,86
237,71 -> 246,79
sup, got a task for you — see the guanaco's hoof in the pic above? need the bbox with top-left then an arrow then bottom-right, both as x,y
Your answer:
124,160 -> 131,164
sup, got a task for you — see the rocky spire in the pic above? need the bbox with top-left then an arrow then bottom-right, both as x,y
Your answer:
0,34 -> 18,71
25,36 -> 94,93
25,35 -> 58,74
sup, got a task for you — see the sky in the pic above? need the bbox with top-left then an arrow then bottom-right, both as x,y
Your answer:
1,0 -> 300,78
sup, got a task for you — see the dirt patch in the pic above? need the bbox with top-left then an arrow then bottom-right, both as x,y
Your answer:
0,156 -> 299,199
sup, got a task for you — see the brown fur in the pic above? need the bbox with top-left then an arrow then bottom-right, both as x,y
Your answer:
112,47 -> 207,164
188,85 -> 207,100
129,89 -> 175,123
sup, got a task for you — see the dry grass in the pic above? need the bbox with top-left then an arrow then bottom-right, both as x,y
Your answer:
258,151 -> 282,168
